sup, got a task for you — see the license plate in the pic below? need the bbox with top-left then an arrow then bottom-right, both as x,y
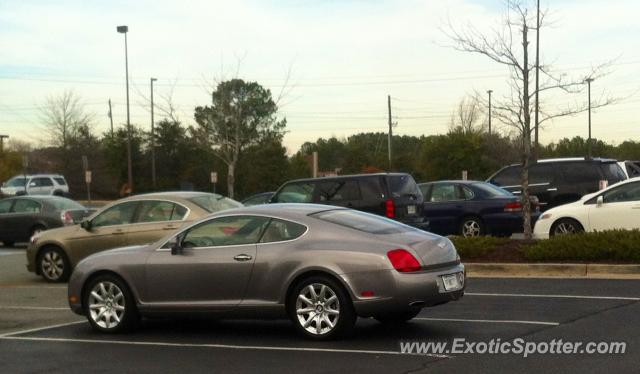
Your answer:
442,273 -> 463,291
407,205 -> 416,215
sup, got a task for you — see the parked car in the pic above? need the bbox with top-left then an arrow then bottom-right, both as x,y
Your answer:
67,203 -> 465,339
270,173 -> 428,229
618,160 -> 640,178
418,181 -> 539,237
0,196 -> 93,247
27,192 -> 242,282
241,192 -> 275,206
488,158 -> 626,211
1,174 -> 69,197
533,177 -> 640,239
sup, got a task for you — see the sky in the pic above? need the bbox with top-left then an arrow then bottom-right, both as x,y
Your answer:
1,0 -> 639,154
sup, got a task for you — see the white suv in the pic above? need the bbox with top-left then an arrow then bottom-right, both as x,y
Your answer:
0,174 -> 69,197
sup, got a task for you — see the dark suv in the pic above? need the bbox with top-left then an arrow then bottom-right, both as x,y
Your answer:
487,158 -> 627,211
270,173 -> 427,229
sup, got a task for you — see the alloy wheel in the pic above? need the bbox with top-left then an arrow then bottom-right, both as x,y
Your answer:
88,281 -> 126,330
462,220 -> 481,237
554,222 -> 577,235
41,250 -> 64,281
295,283 -> 340,336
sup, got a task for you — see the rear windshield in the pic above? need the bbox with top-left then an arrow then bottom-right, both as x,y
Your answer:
48,198 -> 85,211
310,209 -> 414,235
5,177 -> 26,187
388,175 -> 420,197
189,195 -> 242,213
54,177 -> 67,185
601,163 -> 626,182
472,182 -> 513,197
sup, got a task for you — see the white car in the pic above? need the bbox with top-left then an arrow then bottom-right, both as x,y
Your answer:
533,177 -> 640,239
0,174 -> 69,197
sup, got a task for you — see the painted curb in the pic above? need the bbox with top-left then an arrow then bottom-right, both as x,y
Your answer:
466,263 -> 640,278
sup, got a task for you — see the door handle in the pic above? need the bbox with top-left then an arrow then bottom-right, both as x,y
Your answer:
547,188 -> 558,192
233,254 -> 253,262
163,225 -> 179,231
113,229 -> 125,235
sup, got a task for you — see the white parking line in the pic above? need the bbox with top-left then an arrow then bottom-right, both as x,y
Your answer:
0,306 -> 68,311
0,251 -> 23,256
0,285 -> 66,289
0,320 -> 85,338
415,317 -> 559,326
466,292 -> 640,301
0,335 -> 449,358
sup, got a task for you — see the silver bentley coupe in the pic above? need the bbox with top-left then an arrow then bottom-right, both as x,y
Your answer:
68,204 -> 465,340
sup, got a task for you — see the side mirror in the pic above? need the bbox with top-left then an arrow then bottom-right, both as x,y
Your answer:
596,196 -> 604,207
170,235 -> 184,255
80,219 -> 92,231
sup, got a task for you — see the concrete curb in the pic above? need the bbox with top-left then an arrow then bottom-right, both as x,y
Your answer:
466,263 -> 640,279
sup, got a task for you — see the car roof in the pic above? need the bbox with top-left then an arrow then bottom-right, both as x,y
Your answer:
284,173 -> 410,184
120,191 -> 224,201
8,174 -> 65,179
212,203 -> 343,220
419,180 -> 485,185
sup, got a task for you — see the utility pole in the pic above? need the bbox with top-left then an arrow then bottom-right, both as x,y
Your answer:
387,95 -> 393,171
534,0 -> 540,162
586,77 -> 594,160
487,90 -> 493,135
117,25 -> 133,194
0,135 -> 8,153
108,99 -> 114,137
150,77 -> 157,189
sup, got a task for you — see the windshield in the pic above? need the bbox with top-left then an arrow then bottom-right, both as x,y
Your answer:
388,175 -> 420,197
189,194 -> 242,213
310,209 -> 414,235
5,177 -> 27,187
601,163 -> 627,182
48,198 -> 85,211
473,182 -> 514,197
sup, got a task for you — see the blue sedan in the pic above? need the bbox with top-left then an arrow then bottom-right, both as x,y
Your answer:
418,181 -> 539,237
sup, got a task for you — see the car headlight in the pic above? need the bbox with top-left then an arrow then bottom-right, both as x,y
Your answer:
539,213 -> 552,220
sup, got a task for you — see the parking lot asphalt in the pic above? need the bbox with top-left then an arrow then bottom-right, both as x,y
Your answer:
1,245 -> 638,373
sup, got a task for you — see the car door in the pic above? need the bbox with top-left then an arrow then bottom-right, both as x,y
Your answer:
68,201 -> 139,261
8,198 -> 43,241
423,183 -> 465,235
0,199 -> 16,240
142,215 -> 270,306
125,200 -> 189,246
588,181 -> 640,231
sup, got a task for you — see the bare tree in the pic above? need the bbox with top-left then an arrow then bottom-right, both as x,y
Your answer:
444,0 -> 615,238
40,90 -> 93,150
448,94 -> 485,135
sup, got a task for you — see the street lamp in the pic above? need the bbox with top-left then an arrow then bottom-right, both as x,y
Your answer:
585,77 -> 594,160
487,90 -> 493,135
117,25 -> 133,194
150,77 -> 157,188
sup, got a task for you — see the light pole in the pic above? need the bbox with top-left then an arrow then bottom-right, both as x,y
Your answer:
117,25 -> 133,194
0,134 -> 8,153
150,77 -> 157,189
585,77 -> 594,160
487,90 -> 493,135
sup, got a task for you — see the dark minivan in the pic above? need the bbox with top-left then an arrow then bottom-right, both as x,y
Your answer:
270,173 -> 428,229
488,158 -> 626,211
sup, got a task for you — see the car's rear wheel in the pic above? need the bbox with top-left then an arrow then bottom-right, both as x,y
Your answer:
374,309 -> 421,324
38,246 -> 70,282
460,216 -> 484,237
84,274 -> 139,333
288,276 -> 356,340
550,218 -> 584,237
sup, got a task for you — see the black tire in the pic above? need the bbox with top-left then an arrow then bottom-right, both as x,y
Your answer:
550,218 -> 584,237
459,216 -> 484,237
53,190 -> 64,196
2,240 -> 15,247
30,225 -> 47,238
374,309 -> 421,324
37,246 -> 71,283
287,275 -> 356,340
83,274 -> 139,333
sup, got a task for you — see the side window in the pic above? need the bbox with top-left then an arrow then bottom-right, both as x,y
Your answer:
359,177 -> 385,200
528,164 -> 554,185
429,184 -> 458,202
561,163 -> 599,183
12,199 -> 41,213
53,178 -> 67,186
602,182 -> 640,203
317,180 -> 361,202
182,216 -> 270,248
273,183 -> 314,203
92,202 -> 138,228
136,201 -> 178,223
459,185 -> 474,200
0,200 -> 14,213
492,166 -> 521,186
259,219 -> 307,243
418,184 -> 432,200
171,204 -> 188,220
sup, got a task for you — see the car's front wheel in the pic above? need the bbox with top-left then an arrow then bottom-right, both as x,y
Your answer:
550,218 -> 584,237
38,246 -> 70,282
288,276 -> 356,340
84,274 -> 139,333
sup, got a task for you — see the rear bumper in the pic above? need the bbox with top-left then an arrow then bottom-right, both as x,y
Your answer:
347,263 -> 465,317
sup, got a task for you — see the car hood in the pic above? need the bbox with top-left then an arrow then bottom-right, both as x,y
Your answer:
34,224 -> 81,242
75,244 -> 150,268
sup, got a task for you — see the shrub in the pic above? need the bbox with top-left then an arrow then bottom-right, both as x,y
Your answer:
450,236 -> 511,259
524,230 -> 640,262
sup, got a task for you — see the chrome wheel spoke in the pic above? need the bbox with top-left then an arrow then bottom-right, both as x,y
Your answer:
307,285 -> 318,302
297,294 -> 313,306
297,307 -> 315,315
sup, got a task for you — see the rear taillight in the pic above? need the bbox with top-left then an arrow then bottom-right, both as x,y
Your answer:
385,199 -> 395,218
61,211 -> 74,225
386,249 -> 421,272
504,201 -> 522,212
